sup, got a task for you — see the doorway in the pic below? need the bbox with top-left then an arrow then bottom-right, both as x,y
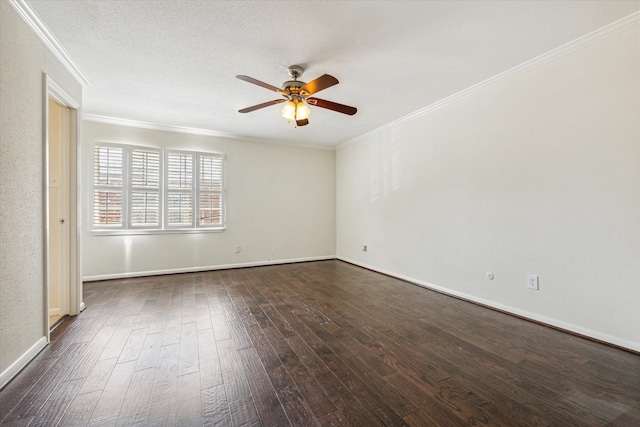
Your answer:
45,75 -> 81,337
47,98 -> 70,329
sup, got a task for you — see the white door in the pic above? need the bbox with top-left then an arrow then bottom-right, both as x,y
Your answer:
48,98 -> 70,328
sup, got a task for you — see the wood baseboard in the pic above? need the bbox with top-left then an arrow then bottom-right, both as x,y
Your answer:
0,336 -> 47,390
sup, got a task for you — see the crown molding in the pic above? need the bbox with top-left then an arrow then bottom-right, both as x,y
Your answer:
84,114 -> 240,138
339,11 -> 639,150
83,114 -> 335,151
8,0 -> 89,86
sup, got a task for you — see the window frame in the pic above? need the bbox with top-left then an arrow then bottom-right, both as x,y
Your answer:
92,142 -> 126,230
91,142 -> 226,234
130,146 -> 162,229
197,153 -> 225,228
165,149 -> 195,229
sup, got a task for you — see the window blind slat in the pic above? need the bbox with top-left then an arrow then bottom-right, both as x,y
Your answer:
166,151 -> 194,226
94,146 -> 123,186
131,149 -> 161,226
93,191 -> 122,225
167,153 -> 193,189
199,155 -> 223,191
199,193 -> 222,225
132,149 -> 160,188
131,191 -> 160,226
167,193 -> 193,225
93,146 -> 123,226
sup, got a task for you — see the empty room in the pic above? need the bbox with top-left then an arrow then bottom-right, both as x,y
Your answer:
1,0 -> 639,425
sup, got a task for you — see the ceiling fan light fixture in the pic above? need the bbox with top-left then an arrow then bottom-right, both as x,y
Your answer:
295,101 -> 310,121
281,99 -> 310,122
282,100 -> 296,120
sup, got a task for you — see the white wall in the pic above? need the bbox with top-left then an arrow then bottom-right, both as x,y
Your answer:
81,121 -> 336,279
337,23 -> 640,351
0,1 -> 82,384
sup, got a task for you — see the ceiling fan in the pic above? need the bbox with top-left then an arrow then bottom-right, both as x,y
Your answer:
236,65 -> 357,127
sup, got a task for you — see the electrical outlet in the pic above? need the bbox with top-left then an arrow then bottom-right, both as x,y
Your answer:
234,244 -> 241,253
362,245 -> 367,252
527,274 -> 539,290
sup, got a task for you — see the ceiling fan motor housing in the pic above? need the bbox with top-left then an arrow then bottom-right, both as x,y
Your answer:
287,65 -> 304,79
283,66 -> 307,97
282,80 -> 307,97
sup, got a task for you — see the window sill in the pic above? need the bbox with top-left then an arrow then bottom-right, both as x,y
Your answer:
91,227 -> 225,236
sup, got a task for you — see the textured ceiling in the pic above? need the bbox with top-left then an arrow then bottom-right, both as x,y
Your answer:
27,0 -> 639,147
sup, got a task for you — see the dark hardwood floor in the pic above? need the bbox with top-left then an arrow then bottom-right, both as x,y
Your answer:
1,260 -> 638,426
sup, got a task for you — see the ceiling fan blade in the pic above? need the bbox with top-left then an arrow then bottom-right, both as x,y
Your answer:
296,119 -> 309,127
236,75 -> 284,94
238,99 -> 285,113
307,97 -> 357,115
300,74 -> 339,96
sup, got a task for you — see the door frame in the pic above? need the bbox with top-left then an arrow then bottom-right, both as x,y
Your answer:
44,74 -> 82,341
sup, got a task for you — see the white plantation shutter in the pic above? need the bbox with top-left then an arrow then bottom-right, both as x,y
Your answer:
131,149 -> 161,227
166,151 -> 194,227
93,146 -> 123,226
92,143 -> 225,232
198,154 -> 224,226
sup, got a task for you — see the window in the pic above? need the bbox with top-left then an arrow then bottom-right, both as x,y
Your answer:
198,154 -> 224,227
92,143 -> 225,232
93,146 -> 123,226
166,151 -> 193,227
131,148 -> 161,227
164,150 -> 225,228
